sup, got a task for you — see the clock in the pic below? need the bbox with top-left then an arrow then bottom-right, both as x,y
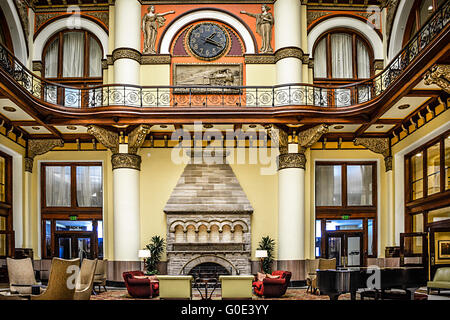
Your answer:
187,23 -> 230,60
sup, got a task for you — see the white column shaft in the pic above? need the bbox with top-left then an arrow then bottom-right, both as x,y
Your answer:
23,171 -> 32,248
276,57 -> 303,84
386,170 -> 394,246
278,167 -> 305,260
113,168 -> 140,261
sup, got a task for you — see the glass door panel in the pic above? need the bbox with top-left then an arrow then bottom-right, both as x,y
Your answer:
57,237 -> 72,259
327,235 -> 343,267
347,235 -> 362,267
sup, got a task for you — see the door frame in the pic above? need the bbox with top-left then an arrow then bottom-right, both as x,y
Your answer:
54,231 -> 95,259
325,230 -> 365,267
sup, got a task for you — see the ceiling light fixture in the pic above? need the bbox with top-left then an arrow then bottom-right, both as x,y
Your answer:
3,106 -> 16,112
398,104 -> 410,110
334,125 -> 344,130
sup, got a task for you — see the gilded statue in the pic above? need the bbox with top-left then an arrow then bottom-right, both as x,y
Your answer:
241,5 -> 274,54
142,5 -> 175,54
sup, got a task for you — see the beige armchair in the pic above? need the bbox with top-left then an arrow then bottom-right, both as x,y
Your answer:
305,258 -> 336,294
74,259 -> 97,300
93,259 -> 108,293
6,258 -> 42,295
31,258 -> 80,300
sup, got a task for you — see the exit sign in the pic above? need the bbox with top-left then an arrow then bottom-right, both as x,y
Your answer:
342,215 -> 350,220
69,216 -> 77,221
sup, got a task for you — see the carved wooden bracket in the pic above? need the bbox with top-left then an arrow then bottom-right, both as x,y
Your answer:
297,124 -> 329,153
354,137 -> 392,171
25,139 -> 64,173
424,64 -> 450,94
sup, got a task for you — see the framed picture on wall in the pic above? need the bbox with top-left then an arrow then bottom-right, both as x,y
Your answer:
438,240 -> 450,259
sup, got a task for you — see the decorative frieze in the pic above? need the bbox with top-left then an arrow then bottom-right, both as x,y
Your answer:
141,54 -> 171,65
277,153 -> 306,170
424,64 -> 450,94
111,153 -> 142,170
105,53 -> 171,66
244,54 -> 276,64
274,47 -> 305,63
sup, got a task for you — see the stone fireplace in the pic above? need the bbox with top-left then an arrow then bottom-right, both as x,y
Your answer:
164,159 -> 253,276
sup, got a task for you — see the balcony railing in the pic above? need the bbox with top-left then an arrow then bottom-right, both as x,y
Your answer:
0,1 -> 448,110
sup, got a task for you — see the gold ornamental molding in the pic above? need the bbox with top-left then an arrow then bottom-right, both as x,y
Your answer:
267,125 -> 289,155
111,153 -> 142,171
354,137 -> 392,172
87,125 -> 119,154
308,58 -> 314,69
112,48 -> 142,64
244,54 -> 276,64
424,64 -> 450,94
274,47 -> 305,63
141,54 -> 171,65
278,153 -> 306,170
374,60 -> 384,72
128,125 -> 152,154
25,139 -> 64,173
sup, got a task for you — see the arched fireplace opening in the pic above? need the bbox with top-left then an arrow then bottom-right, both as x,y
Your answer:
188,262 -> 231,280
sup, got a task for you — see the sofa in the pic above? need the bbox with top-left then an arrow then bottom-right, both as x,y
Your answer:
252,270 -> 291,298
427,267 -> 450,295
122,271 -> 159,298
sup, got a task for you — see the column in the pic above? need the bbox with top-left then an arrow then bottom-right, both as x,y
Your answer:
87,125 -> 150,262
354,138 -> 395,247
24,139 -> 64,249
274,0 -> 303,84
270,124 -> 328,281
113,0 -> 141,85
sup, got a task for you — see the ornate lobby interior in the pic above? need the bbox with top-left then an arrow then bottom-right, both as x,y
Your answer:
0,0 -> 449,301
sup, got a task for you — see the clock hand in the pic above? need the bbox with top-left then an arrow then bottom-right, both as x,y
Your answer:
206,32 -> 216,40
205,38 -> 223,48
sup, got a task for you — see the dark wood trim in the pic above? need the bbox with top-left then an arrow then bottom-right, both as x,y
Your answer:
0,8 -> 14,54
0,150 -> 13,258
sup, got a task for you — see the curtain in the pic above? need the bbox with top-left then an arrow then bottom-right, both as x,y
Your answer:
357,40 -> 370,79
63,32 -> 84,77
45,38 -> 59,78
347,165 -> 373,206
46,166 -> 71,207
76,166 -> 102,207
316,165 -> 342,206
314,38 -> 327,78
89,37 -> 102,77
331,33 -> 353,78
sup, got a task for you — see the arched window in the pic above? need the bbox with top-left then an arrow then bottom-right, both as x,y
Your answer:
43,30 -> 103,86
403,0 -> 446,45
313,29 -> 374,84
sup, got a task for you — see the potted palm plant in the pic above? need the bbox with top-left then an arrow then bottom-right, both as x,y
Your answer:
144,235 -> 166,275
257,236 -> 275,274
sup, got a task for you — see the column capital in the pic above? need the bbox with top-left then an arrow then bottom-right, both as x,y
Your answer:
111,153 -> 142,170
266,125 -> 289,155
274,46 -> 305,63
87,125 -> 120,154
128,124 -> 152,154
354,137 -> 392,172
278,153 -> 306,170
26,139 -> 64,173
424,64 -> 450,94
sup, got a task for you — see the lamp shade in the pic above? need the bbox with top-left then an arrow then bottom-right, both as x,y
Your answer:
138,250 -> 151,258
255,250 -> 268,258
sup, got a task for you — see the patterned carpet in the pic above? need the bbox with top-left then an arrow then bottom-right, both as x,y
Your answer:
90,288 -> 351,300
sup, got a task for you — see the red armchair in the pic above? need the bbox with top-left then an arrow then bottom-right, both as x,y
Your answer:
122,271 -> 159,298
253,271 -> 292,298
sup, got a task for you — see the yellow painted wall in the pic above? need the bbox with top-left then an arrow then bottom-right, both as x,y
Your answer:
138,147 -> 278,262
435,232 -> 450,265
245,64 -> 276,86
140,65 -> 171,86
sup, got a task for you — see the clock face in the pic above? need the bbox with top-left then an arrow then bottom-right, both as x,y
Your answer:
188,23 -> 229,60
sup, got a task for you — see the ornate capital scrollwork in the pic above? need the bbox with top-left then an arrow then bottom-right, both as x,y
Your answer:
278,153 -> 306,170
424,64 -> 450,94
87,125 -> 119,154
26,139 -> 64,173
274,47 -> 305,63
111,153 -> 142,171
267,125 -> 288,154
297,124 -> 329,153
128,125 -> 151,154
354,137 -> 392,172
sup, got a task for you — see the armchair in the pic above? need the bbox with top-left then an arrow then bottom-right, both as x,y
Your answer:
123,271 -> 159,298
6,257 -> 42,295
93,259 -> 108,293
427,267 -> 450,295
252,270 -> 291,298
74,258 -> 97,300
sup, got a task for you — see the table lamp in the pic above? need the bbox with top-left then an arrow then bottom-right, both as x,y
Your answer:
138,249 -> 151,272
255,250 -> 268,273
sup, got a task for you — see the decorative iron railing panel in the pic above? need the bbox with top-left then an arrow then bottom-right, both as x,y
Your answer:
0,1 -> 448,109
